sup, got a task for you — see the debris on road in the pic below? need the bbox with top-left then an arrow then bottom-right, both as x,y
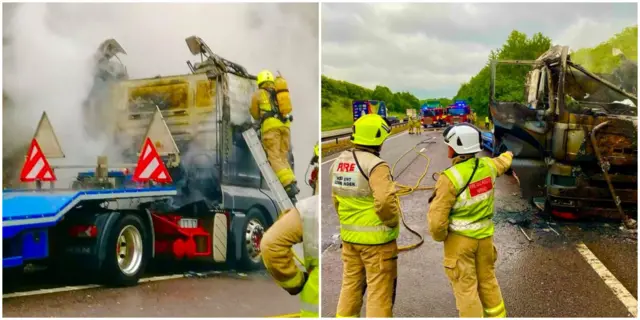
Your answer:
519,226 -> 534,242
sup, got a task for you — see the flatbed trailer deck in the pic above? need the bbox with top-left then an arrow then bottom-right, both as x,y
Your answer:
3,188 -> 177,269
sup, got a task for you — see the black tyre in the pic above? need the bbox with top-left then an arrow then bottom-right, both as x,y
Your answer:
101,214 -> 150,286
239,208 -> 268,270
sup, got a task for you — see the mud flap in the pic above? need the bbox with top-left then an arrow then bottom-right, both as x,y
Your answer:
212,213 -> 228,263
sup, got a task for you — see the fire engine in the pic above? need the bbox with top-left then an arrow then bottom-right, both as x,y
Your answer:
420,101 -> 446,128
445,100 -> 472,125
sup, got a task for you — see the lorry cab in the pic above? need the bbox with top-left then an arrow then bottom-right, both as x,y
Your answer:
352,100 -> 387,122
488,45 -> 637,224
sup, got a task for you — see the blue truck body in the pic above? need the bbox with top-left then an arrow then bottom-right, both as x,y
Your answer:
3,187 -> 177,269
353,100 -> 387,122
481,131 -> 494,153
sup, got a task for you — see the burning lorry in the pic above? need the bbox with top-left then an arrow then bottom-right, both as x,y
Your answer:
489,45 -> 637,227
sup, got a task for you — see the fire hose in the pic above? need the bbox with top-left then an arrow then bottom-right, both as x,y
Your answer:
390,137 -> 438,252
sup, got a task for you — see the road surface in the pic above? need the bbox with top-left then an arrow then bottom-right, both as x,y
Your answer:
320,129 -> 637,317
3,264 -> 299,317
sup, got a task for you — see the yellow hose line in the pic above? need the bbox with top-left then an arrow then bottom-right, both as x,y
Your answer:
390,138 -> 437,252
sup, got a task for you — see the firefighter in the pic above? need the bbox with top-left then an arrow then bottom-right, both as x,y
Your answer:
250,69 -> 299,202
415,117 -> 423,134
331,114 -> 401,317
408,116 -> 415,134
261,195 -> 319,317
427,123 -> 513,318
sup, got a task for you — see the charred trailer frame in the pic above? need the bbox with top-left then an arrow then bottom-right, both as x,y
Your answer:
488,46 -> 638,225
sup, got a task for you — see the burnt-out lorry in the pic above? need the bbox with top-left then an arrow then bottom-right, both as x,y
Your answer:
3,36 -> 299,286
489,45 -> 638,228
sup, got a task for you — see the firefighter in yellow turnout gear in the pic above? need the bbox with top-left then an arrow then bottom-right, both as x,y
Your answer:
408,117 -> 415,134
331,114 -> 401,317
250,70 -> 299,202
428,123 -> 513,318
261,196 -> 320,317
414,117 -> 422,134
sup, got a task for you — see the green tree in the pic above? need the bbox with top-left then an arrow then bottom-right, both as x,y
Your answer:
453,30 -> 552,116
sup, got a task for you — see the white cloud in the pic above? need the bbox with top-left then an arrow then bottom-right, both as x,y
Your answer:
555,17 -> 633,50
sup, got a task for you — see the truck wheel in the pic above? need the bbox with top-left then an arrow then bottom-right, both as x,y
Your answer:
102,214 -> 150,286
239,209 -> 268,271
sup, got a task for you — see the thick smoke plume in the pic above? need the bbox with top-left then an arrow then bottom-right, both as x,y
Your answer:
3,3 -> 319,195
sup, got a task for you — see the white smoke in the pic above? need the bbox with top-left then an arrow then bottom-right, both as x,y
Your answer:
3,4 -> 106,163
3,3 -> 319,196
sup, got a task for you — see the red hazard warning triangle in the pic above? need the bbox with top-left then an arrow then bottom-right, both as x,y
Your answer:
20,139 -> 57,182
132,137 -> 173,184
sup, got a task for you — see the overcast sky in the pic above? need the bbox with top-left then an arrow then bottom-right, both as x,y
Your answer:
322,2 -> 637,99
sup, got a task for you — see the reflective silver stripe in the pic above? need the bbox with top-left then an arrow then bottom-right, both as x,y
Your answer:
453,191 -> 493,209
300,301 -> 319,313
299,196 -> 320,260
448,166 -> 465,187
449,218 -> 493,231
341,224 -> 393,232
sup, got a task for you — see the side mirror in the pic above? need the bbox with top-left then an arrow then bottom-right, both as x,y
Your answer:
185,36 -> 203,55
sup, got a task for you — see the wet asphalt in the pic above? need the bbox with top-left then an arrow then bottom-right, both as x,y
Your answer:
320,129 -> 637,317
3,268 -> 299,317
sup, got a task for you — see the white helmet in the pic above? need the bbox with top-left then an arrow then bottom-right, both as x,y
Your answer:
443,123 -> 482,154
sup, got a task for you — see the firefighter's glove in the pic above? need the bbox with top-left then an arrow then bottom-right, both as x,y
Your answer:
283,271 -> 309,296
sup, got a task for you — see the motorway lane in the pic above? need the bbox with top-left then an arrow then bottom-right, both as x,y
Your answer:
3,269 -> 298,317
320,130 -> 637,317
3,243 -> 306,317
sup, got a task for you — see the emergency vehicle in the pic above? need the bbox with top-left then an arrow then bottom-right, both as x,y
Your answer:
445,100 -> 472,125
421,101 -> 446,128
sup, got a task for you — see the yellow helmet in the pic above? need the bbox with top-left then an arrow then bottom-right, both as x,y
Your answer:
351,114 -> 391,146
314,143 -> 319,157
257,70 -> 274,87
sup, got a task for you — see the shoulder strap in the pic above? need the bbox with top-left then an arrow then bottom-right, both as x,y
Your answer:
352,150 -> 385,182
455,158 -> 479,198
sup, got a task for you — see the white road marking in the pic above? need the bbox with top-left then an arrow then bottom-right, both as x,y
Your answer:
3,274 -> 185,299
575,242 -> 637,317
419,147 -> 425,153
3,284 -> 101,299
